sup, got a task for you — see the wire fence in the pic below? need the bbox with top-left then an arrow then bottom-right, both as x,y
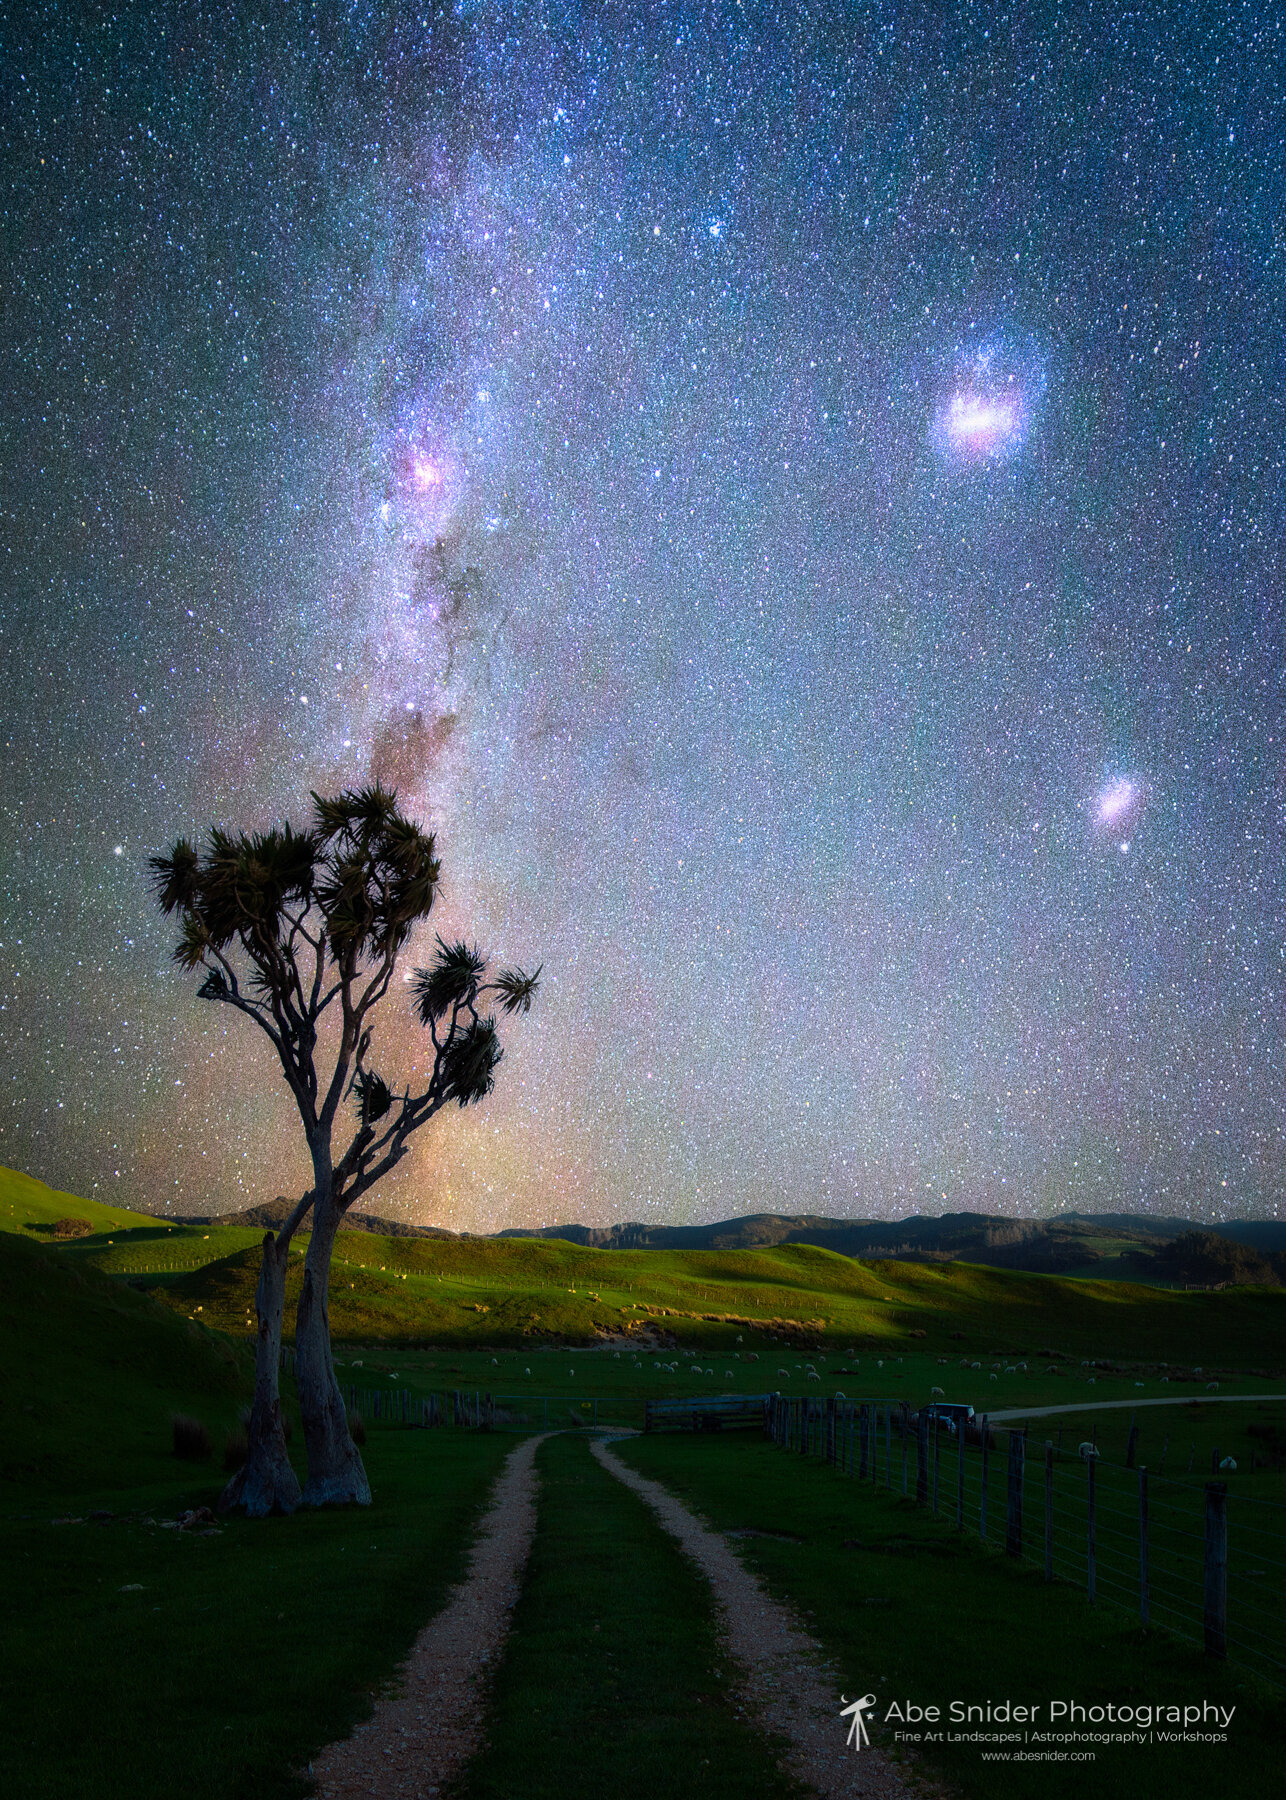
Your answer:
765,1395 -> 1286,1693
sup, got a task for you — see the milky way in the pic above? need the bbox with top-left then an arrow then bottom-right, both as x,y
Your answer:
3,4 -> 1284,1228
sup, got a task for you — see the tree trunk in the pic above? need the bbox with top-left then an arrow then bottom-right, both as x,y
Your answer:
296,1195 -> 370,1507
218,1232 -> 301,1517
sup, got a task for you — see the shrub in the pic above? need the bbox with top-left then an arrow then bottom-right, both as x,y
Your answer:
222,1427 -> 249,1471
171,1414 -> 212,1461
52,1217 -> 95,1238
349,1411 -> 367,1446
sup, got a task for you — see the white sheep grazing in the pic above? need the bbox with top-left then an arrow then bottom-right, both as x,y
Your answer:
1219,1457 -> 1237,1471
989,1373 -> 998,1381
1134,1381 -> 1144,1387
1078,1442 -> 1100,1462
807,1371 -> 821,1382
1087,1378 -> 1096,1385
1207,1381 -> 1220,1391
1017,1362 -> 1027,1371
725,1370 -> 733,1378
1004,1366 -> 1015,1375
835,1391 -> 846,1400
524,1368 -> 531,1375
930,1386 -> 945,1397
971,1361 -> 981,1370
778,1368 -> 790,1377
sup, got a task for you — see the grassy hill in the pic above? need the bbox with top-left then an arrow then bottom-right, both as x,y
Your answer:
0,1228 -> 248,1493
145,1233 -> 1286,1369
0,1163 -> 168,1240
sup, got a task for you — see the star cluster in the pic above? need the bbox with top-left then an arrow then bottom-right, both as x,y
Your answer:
2,3 -> 1284,1228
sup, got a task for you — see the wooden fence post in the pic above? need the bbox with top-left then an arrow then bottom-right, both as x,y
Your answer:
901,1403 -> 910,1496
859,1404 -> 869,1480
956,1424 -> 966,1530
1138,1467 -> 1150,1627
1125,1414 -> 1138,1470
1005,1431 -> 1024,1558
979,1417 -> 990,1541
885,1406 -> 893,1488
1204,1482 -> 1228,1659
1087,1456 -> 1097,1603
915,1409 -> 929,1504
1044,1441 -> 1054,1580
931,1414 -> 941,1514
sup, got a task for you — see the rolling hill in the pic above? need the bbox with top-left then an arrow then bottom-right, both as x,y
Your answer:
0,1227 -> 248,1491
0,1164 -> 171,1240
153,1232 -> 1286,1368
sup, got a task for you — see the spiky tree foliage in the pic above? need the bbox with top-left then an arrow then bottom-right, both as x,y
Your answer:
151,786 -> 539,1514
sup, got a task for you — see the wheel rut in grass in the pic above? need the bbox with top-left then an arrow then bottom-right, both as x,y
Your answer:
591,1434 -> 922,1800
307,1433 -> 549,1800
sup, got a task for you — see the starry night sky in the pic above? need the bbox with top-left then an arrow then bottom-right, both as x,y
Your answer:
3,3 -> 1284,1228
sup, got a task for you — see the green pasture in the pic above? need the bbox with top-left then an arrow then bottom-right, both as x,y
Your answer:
998,1398 -> 1286,1489
4,1203 -> 1286,1800
616,1433 -> 1285,1799
0,1429 -> 513,1800
58,1224 -> 1286,1372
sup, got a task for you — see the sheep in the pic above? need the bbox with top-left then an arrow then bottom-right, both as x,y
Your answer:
835,1391 -> 846,1400
971,1361 -> 981,1370
989,1373 -> 998,1381
1134,1381 -> 1144,1387
724,1370 -> 733,1379
778,1368 -> 790,1377
1016,1362 -> 1027,1371
1078,1442 -> 1100,1462
1087,1378 -> 1096,1385
1219,1456 -> 1237,1471
1004,1366 -> 1015,1375
930,1386 -> 945,1397
1207,1381 -> 1220,1392
807,1371 -> 821,1382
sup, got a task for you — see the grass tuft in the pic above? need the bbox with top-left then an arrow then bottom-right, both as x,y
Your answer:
170,1413 -> 211,1461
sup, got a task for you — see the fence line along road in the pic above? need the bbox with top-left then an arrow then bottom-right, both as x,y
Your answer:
764,1394 -> 1286,1694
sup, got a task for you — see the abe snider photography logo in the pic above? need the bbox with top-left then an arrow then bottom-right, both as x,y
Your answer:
840,1694 -> 877,1749
839,1694 -> 1237,1752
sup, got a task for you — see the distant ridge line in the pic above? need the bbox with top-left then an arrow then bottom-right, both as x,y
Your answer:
182,1201 -> 1286,1268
